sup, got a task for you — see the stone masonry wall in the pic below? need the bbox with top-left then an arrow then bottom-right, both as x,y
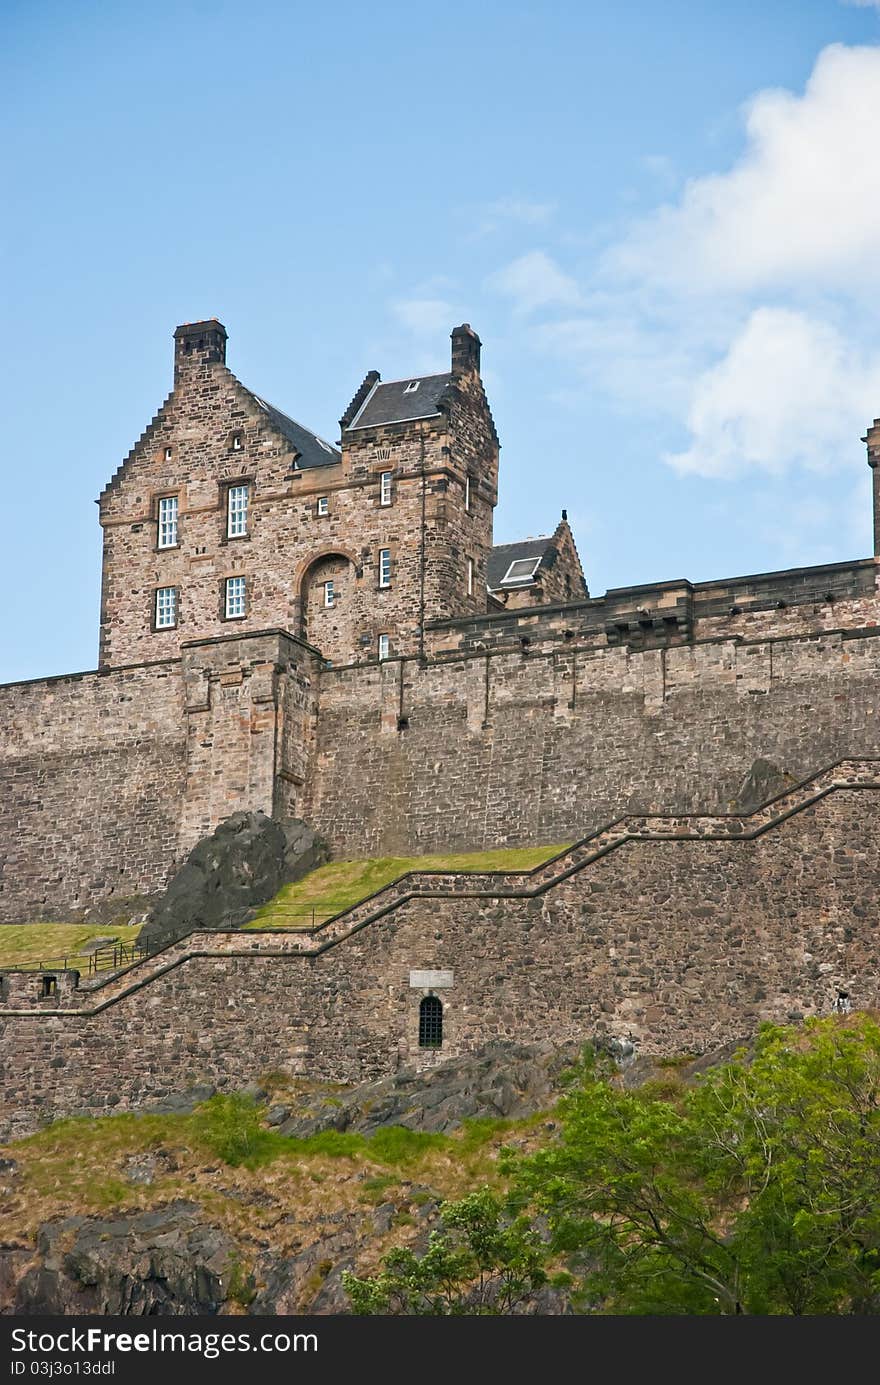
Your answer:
0,662 -> 186,923
1,775 -> 877,1140
305,611 -> 880,857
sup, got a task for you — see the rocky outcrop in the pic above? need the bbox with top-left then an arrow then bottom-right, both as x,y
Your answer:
275,1039 -> 585,1138
6,1202 -> 235,1316
137,813 -> 327,951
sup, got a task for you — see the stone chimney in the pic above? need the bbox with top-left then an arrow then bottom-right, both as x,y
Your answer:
451,323 -> 481,377
864,418 -> 880,557
173,320 -> 228,386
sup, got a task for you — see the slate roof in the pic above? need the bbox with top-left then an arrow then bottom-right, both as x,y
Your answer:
347,373 -> 454,430
487,537 -> 555,591
248,392 -> 341,469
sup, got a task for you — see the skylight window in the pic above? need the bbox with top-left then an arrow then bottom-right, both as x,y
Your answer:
403,380 -> 420,393
501,557 -> 542,585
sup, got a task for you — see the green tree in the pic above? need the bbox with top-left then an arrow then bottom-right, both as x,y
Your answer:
342,1188 -> 547,1314
513,1016 -> 880,1314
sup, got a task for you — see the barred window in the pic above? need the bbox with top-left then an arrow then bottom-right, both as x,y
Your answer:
418,995 -> 443,1049
225,575 -> 246,619
227,484 -> 249,538
155,586 -> 177,629
379,547 -> 392,588
380,471 -> 393,506
157,495 -> 178,549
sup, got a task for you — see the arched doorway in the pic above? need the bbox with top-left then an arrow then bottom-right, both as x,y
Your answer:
298,551 -> 359,664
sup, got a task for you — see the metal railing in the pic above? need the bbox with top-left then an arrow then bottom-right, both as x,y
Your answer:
2,942 -> 152,975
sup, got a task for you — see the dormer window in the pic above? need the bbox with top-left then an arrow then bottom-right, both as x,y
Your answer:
501,557 -> 542,585
403,380 -> 420,394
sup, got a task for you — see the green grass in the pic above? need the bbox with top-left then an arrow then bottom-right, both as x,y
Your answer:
248,844 -> 571,930
0,923 -> 143,970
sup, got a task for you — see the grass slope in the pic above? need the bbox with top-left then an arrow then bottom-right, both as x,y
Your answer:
248,844 -> 571,930
0,844 -> 570,964
0,923 -> 143,970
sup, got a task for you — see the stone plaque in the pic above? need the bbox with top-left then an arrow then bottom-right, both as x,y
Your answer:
409,969 -> 453,989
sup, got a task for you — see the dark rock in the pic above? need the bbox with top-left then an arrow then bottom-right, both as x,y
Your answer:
265,1104 -> 290,1127
137,814 -> 328,951
239,1082 -> 268,1105
279,1039 -> 586,1138
729,757 -> 796,813
142,1083 -> 216,1115
12,1202 -> 235,1315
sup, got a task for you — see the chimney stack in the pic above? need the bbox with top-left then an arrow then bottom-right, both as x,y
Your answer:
173,320 -> 228,386
451,323 -> 481,377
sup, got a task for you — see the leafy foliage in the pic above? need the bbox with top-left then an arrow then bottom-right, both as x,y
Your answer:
346,1017 -> 880,1315
513,1016 -> 880,1314
343,1189 -> 547,1314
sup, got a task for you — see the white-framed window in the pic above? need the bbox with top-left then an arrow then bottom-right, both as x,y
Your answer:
501,556 -> 542,585
225,575 -> 246,619
324,580 -> 335,608
155,585 -> 177,629
232,433 -> 243,451
403,380 -> 420,394
157,495 -> 178,549
378,633 -> 390,661
164,446 -> 173,461
316,495 -> 329,516
465,475 -> 471,512
380,471 -> 393,506
467,557 -> 474,597
378,548 -> 392,588
227,484 -> 249,538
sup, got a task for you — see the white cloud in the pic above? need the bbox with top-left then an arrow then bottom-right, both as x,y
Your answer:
486,251 -> 581,314
391,297 -> 455,335
665,307 -> 880,478
608,44 -> 880,293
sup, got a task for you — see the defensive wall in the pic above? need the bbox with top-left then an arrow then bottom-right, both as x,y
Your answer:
1,758 -> 878,1140
1,558 -> 879,920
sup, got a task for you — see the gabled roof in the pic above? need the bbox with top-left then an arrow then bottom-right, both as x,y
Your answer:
248,393 -> 341,469
347,373 -> 454,430
487,537 -> 556,591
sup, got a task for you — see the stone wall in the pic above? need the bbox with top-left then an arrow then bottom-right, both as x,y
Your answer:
2,766 -> 877,1140
306,605 -> 880,857
0,662 -> 185,923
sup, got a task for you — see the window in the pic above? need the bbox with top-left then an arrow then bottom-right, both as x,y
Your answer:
324,580 -> 335,608
465,475 -> 471,512
155,586 -> 177,629
378,548 -> 392,588
378,633 -> 390,661
419,995 -> 443,1048
232,433 -> 243,451
501,556 -> 542,585
225,575 -> 246,619
157,495 -> 178,549
467,558 -> 474,597
403,380 -> 420,394
316,495 -> 329,516
164,446 -> 173,461
380,471 -> 393,506
227,484 -> 249,538
40,975 -> 58,999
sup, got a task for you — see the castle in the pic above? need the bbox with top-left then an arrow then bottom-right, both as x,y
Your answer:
1,319 -> 880,1139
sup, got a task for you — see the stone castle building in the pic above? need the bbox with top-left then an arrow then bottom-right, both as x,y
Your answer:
1,318 -> 880,1138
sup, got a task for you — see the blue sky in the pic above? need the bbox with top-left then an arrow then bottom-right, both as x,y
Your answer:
4,0 -> 880,682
